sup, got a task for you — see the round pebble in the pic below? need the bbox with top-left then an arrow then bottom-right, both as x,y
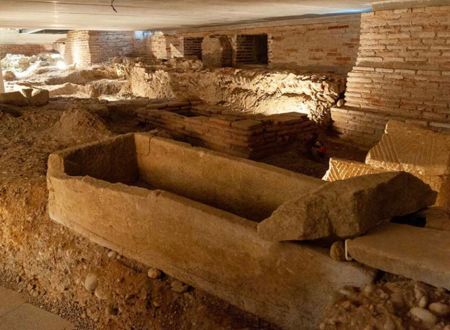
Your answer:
329,241 -> 346,261
418,295 -> 428,308
171,280 -> 189,293
147,267 -> 162,279
410,307 -> 437,328
107,251 -> 117,259
84,273 -> 98,292
429,302 -> 450,316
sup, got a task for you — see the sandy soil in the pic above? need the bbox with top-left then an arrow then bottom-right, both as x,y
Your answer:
1,56 -> 449,329
0,99 -> 280,330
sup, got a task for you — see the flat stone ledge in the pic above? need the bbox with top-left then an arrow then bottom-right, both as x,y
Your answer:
347,223 -> 450,290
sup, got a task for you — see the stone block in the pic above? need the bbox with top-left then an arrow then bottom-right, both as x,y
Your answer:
0,91 -> 28,106
323,158 -> 384,181
366,120 -> 450,176
258,172 -> 436,241
0,303 -> 73,330
30,89 -> 50,106
366,120 -> 450,210
47,133 -> 374,330
347,223 -> 450,290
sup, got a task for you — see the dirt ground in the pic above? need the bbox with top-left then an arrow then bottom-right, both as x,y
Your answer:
1,56 -> 449,329
0,98 -> 282,330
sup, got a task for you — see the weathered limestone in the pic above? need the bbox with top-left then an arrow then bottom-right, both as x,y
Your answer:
0,91 -> 28,106
347,224 -> 450,290
418,207 -> 450,232
47,133 -> 374,330
366,121 -> 450,176
0,89 -> 49,107
135,134 -> 323,220
30,89 -> 50,106
323,158 -> 383,182
325,121 -> 450,212
367,121 -> 450,211
258,172 -> 436,241
0,287 -> 73,330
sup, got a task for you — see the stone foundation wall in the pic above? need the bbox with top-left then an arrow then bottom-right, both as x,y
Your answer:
137,101 -> 318,159
0,44 -> 53,59
332,5 -> 450,147
147,14 -> 361,73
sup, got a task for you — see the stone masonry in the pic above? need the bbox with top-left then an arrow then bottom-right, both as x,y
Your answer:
137,100 -> 318,159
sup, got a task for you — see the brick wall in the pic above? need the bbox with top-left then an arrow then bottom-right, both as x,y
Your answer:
0,44 -> 53,59
65,31 -> 135,67
64,31 -> 91,67
147,14 -> 361,73
332,5 -> 450,147
137,100 -> 318,159
183,37 -> 203,59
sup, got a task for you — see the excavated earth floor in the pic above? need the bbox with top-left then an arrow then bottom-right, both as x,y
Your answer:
1,58 -> 449,329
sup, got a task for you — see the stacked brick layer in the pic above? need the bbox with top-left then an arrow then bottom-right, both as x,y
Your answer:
137,101 -> 317,159
333,6 -> 450,146
64,31 -> 135,67
152,15 -> 361,73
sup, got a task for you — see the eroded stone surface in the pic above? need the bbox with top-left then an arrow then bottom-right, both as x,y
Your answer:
366,121 -> 450,176
323,158 -> 384,181
347,224 -> 450,290
47,133 -> 374,329
258,172 -> 436,241
0,303 -> 73,330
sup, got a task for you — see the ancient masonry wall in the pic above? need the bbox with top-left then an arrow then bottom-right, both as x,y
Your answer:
149,14 -> 361,73
0,44 -> 53,59
137,100 -> 318,159
64,31 -> 136,67
146,32 -> 184,60
64,31 -> 91,67
332,5 -> 450,147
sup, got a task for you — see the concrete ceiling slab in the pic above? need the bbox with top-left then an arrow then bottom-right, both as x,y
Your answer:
0,0 -> 375,31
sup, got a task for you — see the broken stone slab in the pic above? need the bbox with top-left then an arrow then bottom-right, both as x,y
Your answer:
0,303 -> 74,330
258,172 -> 437,241
366,121 -> 450,211
326,157 -> 450,212
417,207 -> 450,232
347,223 -> 450,290
366,120 -> 450,176
0,89 -> 50,107
323,158 -> 384,181
0,91 -> 28,106
30,89 -> 50,106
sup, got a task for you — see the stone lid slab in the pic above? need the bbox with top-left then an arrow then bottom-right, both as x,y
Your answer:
347,223 -> 450,290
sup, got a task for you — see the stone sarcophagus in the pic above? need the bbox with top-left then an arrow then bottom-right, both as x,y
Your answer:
47,133 -> 373,329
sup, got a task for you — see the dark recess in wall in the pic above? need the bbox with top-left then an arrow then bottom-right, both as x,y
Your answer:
236,34 -> 268,65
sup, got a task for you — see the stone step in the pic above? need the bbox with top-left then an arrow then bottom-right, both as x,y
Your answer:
347,223 -> 450,290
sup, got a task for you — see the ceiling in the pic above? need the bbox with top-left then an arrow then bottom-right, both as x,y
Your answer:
0,0 -> 376,31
